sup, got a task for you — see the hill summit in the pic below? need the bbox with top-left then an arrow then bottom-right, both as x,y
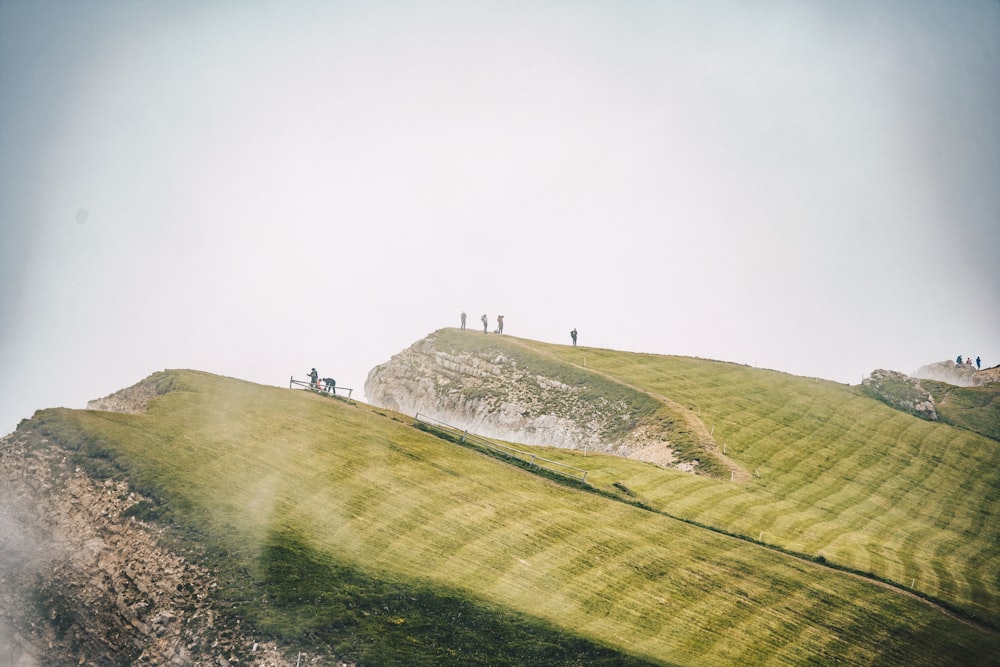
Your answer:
914,359 -> 1000,387
365,328 -> 724,475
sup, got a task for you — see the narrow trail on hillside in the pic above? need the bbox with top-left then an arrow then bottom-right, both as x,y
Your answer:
501,337 -> 1000,638
503,337 -> 750,481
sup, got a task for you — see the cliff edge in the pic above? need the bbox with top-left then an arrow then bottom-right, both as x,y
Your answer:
365,329 -> 723,474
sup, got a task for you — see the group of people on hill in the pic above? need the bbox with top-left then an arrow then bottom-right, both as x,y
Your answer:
308,367 -> 336,394
955,355 -> 982,370
458,312 -> 579,347
460,311 -> 505,334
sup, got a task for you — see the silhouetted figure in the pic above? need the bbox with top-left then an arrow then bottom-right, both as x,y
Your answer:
323,378 -> 336,394
481,314 -> 488,333
956,355 -> 963,365
976,356 -> 981,370
570,329 -> 578,346
309,367 -> 319,388
497,315 -> 504,334
460,311 -> 466,329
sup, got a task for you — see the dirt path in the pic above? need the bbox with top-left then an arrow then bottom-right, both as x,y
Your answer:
503,338 -> 999,637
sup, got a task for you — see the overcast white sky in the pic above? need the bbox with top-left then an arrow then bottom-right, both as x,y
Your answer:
2,0 -> 998,435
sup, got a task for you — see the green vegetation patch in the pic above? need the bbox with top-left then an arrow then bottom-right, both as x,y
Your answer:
27,373 -> 662,666
246,529 -> 663,666
20,368 -> 1000,665
921,379 -> 1000,441
530,343 -> 1000,628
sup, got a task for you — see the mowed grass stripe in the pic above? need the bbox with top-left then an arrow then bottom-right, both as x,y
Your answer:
532,419 -> 997,619
34,369 -> 1000,664
282,418 -> 992,664
530,342 -> 1000,623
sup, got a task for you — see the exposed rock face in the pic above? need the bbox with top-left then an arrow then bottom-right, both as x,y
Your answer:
365,335 -> 628,451
86,379 -> 164,413
914,360 -> 1000,387
862,369 -> 938,420
0,377 -> 343,666
0,430 -> 315,666
361,331 -> 720,477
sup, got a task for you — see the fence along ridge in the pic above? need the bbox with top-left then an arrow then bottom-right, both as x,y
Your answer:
414,413 -> 589,484
289,376 -> 355,402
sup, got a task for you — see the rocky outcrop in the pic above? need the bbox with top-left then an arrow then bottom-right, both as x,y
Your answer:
86,378 -> 165,414
364,331 -> 701,470
861,369 -> 938,420
369,341 -> 610,450
0,377 -> 349,666
914,360 -> 1000,387
0,430 -> 322,666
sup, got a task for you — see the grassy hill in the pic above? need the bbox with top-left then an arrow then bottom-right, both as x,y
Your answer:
923,379 -> 1000,441
22,349 -> 1000,665
509,338 -> 1000,622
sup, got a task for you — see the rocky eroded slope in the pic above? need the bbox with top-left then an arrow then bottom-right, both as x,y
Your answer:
861,369 -> 939,420
367,335 -> 619,449
0,382 -> 340,667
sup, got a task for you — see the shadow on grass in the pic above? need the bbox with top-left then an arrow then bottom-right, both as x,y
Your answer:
241,529 -> 670,667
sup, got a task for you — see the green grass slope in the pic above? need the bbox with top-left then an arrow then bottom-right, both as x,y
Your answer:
429,328 -> 727,476
924,379 -> 1000,441
24,368 -> 1000,665
519,339 -> 1000,629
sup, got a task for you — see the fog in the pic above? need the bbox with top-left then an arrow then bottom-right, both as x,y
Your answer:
2,1 -> 998,435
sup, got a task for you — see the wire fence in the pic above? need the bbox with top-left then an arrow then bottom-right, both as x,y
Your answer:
289,376 -> 354,402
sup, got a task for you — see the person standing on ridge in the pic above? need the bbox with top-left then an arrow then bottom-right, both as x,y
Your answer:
481,314 -> 488,333
497,315 -> 504,334
570,329 -> 578,346
977,356 -> 981,369
460,311 -> 467,330
309,367 -> 319,389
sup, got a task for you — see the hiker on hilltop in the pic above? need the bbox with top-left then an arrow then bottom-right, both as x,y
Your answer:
956,355 -> 963,365
497,315 -> 504,334
323,378 -> 336,394
481,314 -> 488,333
570,329 -> 578,346
309,367 -> 319,389
460,311 -> 467,329
977,356 -> 981,369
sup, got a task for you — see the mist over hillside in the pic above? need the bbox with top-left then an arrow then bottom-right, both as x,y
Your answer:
0,334 -> 998,665
914,359 -> 1000,387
